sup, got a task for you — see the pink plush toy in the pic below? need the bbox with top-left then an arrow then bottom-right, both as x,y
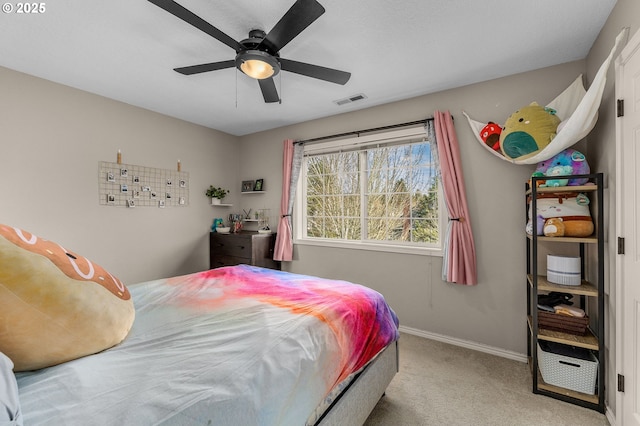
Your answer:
533,148 -> 590,186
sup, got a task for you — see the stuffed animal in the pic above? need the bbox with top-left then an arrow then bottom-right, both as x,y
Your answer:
543,217 -> 565,237
528,171 -> 546,188
0,224 -> 135,371
548,215 -> 592,237
526,214 -> 546,236
542,164 -> 573,187
534,148 -> 590,186
479,122 -> 502,151
499,102 -> 561,161
527,193 -> 594,237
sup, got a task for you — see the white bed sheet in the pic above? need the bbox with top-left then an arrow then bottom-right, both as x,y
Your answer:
15,266 -> 398,425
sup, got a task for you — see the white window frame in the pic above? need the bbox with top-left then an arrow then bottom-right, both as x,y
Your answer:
294,125 -> 444,256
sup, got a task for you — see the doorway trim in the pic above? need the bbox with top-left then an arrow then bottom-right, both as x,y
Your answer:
615,25 -> 640,426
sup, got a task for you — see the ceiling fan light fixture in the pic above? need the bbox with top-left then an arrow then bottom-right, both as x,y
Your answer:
241,60 -> 274,79
151,0 -> 349,104
236,50 -> 280,80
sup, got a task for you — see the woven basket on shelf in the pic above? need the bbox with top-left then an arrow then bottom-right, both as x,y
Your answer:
538,311 -> 589,335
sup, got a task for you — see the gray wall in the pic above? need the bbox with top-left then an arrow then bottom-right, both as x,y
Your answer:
238,60 -> 586,356
0,66 -> 239,284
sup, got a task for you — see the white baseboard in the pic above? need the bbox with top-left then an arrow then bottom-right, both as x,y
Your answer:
398,325 -> 528,363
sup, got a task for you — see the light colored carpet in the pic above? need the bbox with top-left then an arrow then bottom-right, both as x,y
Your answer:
364,333 -> 609,426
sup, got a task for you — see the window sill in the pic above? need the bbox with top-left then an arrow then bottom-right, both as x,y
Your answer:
294,238 -> 443,257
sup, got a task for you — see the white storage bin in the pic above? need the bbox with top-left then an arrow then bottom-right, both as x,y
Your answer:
547,255 -> 581,286
538,341 -> 598,394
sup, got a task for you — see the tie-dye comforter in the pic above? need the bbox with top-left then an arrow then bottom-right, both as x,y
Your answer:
16,265 -> 399,425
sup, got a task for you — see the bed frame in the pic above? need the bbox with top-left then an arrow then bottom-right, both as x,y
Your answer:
316,339 -> 399,425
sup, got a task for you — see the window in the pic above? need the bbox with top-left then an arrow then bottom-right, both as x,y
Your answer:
295,126 -> 442,254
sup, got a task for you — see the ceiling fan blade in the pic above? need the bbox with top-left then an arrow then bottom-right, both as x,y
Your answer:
260,0 -> 325,53
258,78 -> 280,103
148,0 -> 242,51
280,58 -> 351,85
174,60 -> 235,75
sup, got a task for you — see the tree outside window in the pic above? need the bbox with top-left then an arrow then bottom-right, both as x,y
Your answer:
302,141 -> 440,248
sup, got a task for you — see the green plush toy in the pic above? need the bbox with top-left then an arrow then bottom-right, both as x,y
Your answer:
499,102 -> 561,161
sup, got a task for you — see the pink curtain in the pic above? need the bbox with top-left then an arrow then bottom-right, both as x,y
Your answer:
434,111 -> 478,285
274,139 -> 295,261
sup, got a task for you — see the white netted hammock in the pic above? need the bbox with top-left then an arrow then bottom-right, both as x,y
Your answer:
464,28 -> 628,165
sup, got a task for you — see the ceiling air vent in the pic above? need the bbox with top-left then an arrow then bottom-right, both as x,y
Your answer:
334,93 -> 368,106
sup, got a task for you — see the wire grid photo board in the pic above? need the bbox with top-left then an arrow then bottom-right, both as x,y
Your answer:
98,161 -> 189,208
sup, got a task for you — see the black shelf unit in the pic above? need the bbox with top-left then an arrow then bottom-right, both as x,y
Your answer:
526,173 -> 605,413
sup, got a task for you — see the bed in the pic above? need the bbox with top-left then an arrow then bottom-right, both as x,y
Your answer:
8,264 -> 399,425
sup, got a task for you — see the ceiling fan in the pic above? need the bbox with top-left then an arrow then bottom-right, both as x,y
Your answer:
148,0 -> 351,103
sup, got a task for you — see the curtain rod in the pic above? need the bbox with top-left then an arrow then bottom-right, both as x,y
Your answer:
295,118 -> 433,145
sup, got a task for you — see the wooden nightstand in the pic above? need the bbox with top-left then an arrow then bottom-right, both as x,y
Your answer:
209,231 -> 280,270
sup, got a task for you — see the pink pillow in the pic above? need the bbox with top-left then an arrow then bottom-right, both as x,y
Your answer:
0,224 -> 135,371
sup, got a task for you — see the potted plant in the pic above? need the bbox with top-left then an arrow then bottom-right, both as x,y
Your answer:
206,186 -> 230,205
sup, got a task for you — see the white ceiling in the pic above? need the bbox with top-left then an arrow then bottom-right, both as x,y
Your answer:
0,0 -> 616,136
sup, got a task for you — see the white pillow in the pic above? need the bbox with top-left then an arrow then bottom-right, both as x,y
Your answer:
0,352 -> 22,426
